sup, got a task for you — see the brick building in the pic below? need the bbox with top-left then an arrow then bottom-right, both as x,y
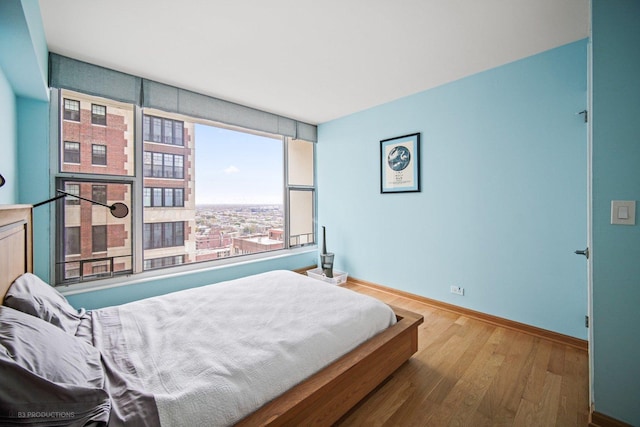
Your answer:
60,90 -> 196,278
232,232 -> 284,255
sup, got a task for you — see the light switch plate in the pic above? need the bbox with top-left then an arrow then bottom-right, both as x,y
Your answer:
611,200 -> 636,225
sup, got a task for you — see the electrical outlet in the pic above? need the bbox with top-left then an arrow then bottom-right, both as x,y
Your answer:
450,285 -> 464,296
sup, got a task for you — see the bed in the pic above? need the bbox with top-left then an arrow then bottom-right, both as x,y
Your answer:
0,205 -> 423,426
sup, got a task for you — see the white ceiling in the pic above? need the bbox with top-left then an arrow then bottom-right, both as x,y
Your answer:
39,0 -> 589,125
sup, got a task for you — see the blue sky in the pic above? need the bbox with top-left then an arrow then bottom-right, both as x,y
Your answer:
194,124 -> 283,205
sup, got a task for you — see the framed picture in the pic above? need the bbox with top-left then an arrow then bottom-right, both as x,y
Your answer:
380,133 -> 421,193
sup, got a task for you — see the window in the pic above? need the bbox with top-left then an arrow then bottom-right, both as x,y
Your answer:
143,188 -> 151,207
144,255 -> 184,270
92,264 -> 109,275
92,144 -> 107,165
152,152 -> 162,177
65,183 -> 80,205
143,222 -> 185,249
174,155 -> 183,179
143,188 -> 184,207
143,115 -> 184,146
164,188 -> 173,207
91,104 -> 107,125
58,178 -> 133,283
163,154 -> 174,178
174,122 -> 184,146
92,185 -> 107,204
152,188 -> 162,207
289,189 -> 315,246
55,90 -> 136,284
143,152 -> 152,177
174,188 -> 184,207
65,265 -> 80,280
63,142 -> 80,163
63,98 -> 80,121
144,152 -> 183,179
65,227 -> 80,255
54,89 -> 314,285
287,139 -> 316,245
92,225 -> 107,252
163,120 -> 173,144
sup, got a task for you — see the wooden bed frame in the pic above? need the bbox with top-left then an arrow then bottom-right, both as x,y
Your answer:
0,205 -> 32,294
0,204 -> 423,426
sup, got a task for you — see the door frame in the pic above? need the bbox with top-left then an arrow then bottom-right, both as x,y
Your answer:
586,34 -> 594,410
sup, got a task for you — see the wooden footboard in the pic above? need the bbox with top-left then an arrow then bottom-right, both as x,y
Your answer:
0,205 -> 32,300
236,306 -> 423,426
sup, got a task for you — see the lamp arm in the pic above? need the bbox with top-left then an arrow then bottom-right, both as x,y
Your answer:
33,190 -> 129,219
32,192 -> 67,207
33,190 -> 111,209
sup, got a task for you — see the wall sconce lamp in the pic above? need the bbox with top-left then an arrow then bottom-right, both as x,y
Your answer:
34,189 -> 129,218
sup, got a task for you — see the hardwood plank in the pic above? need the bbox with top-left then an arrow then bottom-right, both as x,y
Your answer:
557,346 -> 591,426
381,345 -> 464,425
502,333 -> 539,415
338,280 -> 589,427
477,330 -> 536,421
522,339 -> 554,402
514,371 -> 562,426
513,397 -> 537,426
536,372 -> 563,426
425,322 -> 496,405
548,342 -> 567,375
439,329 -> 507,426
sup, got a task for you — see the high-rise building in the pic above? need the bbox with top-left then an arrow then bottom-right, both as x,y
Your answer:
142,111 -> 196,270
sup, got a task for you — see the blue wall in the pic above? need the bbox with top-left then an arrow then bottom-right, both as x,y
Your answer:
0,0 -> 48,205
0,0 -> 48,100
0,68 -> 17,204
318,40 -> 589,339
591,1 -> 640,424
17,97 -> 50,279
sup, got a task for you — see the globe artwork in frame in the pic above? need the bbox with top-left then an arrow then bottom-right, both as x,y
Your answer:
380,133 -> 421,193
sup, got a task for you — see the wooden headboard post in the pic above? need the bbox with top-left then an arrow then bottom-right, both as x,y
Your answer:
0,205 -> 33,300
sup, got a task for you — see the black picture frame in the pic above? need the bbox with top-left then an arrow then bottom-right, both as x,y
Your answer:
380,133 -> 421,193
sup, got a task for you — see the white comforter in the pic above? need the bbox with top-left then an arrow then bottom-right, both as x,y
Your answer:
91,270 -> 396,426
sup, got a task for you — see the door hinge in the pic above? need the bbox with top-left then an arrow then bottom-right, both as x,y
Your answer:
578,110 -> 588,123
585,315 -> 589,328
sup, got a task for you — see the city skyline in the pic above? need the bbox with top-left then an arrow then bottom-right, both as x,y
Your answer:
194,124 -> 283,205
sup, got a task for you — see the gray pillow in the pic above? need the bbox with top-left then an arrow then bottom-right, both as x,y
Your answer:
4,273 -> 84,335
0,305 -> 110,426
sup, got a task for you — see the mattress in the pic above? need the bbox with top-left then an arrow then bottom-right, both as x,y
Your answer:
83,270 -> 397,426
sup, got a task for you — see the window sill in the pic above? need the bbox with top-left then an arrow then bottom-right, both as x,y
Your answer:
58,245 -> 318,296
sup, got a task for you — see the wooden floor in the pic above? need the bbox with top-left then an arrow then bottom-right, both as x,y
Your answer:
337,282 -> 590,427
